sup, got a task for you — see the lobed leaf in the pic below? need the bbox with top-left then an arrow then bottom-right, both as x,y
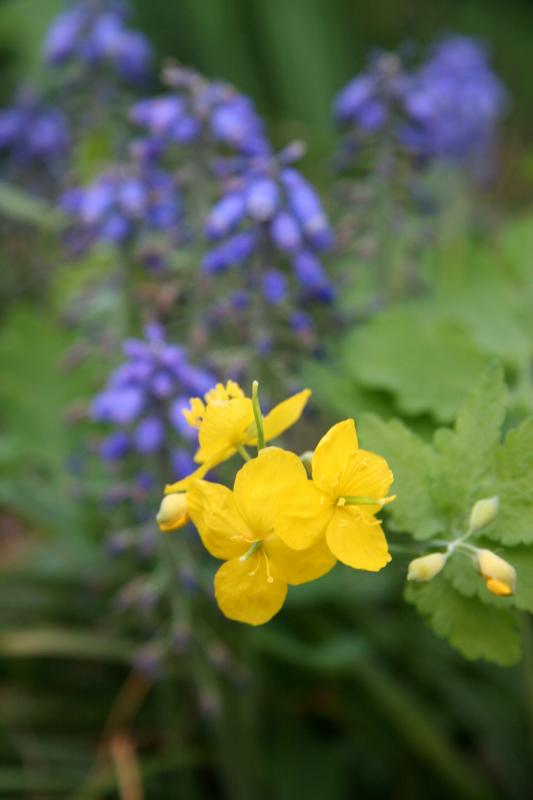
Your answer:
359,414 -> 443,540
405,575 -> 521,667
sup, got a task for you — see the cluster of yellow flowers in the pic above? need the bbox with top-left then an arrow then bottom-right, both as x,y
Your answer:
157,381 -> 396,625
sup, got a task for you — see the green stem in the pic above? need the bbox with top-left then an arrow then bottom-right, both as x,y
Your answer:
238,445 -> 251,462
251,381 -> 265,450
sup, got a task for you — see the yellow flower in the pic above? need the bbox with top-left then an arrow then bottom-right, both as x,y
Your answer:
187,447 -> 335,625
183,380 -> 311,469
276,420 -> 395,571
475,549 -> 516,597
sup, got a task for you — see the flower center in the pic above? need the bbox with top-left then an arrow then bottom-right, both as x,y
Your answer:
239,541 -> 274,583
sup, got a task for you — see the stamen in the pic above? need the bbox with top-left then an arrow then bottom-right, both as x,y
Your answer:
262,550 -> 274,584
247,553 -> 261,578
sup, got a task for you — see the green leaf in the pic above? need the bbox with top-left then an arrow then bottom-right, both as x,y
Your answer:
359,414 -> 443,540
485,418 -> 533,546
505,546 -> 533,613
431,363 -> 507,524
301,359 -> 397,422
0,181 -> 63,230
405,576 -> 521,666
343,308 -> 490,422
442,549 -> 504,608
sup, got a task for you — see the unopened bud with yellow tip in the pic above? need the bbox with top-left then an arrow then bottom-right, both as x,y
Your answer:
475,548 -> 516,597
407,552 -> 447,582
156,492 -> 189,532
468,496 -> 499,533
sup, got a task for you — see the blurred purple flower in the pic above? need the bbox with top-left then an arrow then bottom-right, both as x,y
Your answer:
92,324 -> 216,462
44,0 -> 152,84
130,66 -> 269,161
61,164 -> 181,253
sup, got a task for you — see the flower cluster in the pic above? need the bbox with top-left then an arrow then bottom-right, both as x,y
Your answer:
407,496 -> 517,597
157,380 -> 395,625
44,0 -> 152,84
130,65 -> 269,162
401,35 -> 507,162
61,164 -> 182,251
333,51 -> 407,137
91,323 -> 215,478
0,92 -> 70,169
334,34 -> 506,167
203,146 -> 335,303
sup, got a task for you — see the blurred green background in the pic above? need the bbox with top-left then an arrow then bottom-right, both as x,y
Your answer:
1,2 -> 533,799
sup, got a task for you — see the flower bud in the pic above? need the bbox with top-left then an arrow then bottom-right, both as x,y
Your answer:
156,492 -> 189,532
407,552 -> 447,582
468,496 -> 499,532
475,549 -> 516,596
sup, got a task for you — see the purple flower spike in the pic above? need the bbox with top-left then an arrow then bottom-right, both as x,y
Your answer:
43,0 -> 152,84
61,165 -> 182,255
0,93 -> 70,167
93,323 -> 215,463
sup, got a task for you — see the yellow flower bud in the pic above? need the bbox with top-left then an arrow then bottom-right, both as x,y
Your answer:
476,548 -> 516,596
407,552 -> 447,582
468,496 -> 499,533
156,492 -> 189,532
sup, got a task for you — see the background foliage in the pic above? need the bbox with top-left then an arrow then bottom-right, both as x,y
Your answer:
1,2 -> 533,799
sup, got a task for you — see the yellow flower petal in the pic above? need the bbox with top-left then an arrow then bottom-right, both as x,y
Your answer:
214,554 -> 287,625
195,396 -> 253,465
187,480 -> 252,560
256,389 -> 311,443
312,419 -> 359,495
276,480 -> 334,550
233,447 -> 308,537
182,397 -> 205,429
265,534 -> 336,585
484,577 -> 513,597
326,507 -> 391,571
205,380 -> 244,403
339,449 -> 394,510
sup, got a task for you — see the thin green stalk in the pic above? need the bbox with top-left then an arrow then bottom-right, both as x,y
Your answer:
251,381 -> 265,450
238,445 -> 251,462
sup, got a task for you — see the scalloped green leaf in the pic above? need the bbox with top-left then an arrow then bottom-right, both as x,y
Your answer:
405,575 -> 521,666
343,308 -> 491,422
483,418 -> 533,546
431,363 -> 507,524
506,546 -> 533,613
359,415 -> 443,540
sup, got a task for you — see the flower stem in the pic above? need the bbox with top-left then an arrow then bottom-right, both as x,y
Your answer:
251,380 -> 265,451
238,445 -> 251,462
